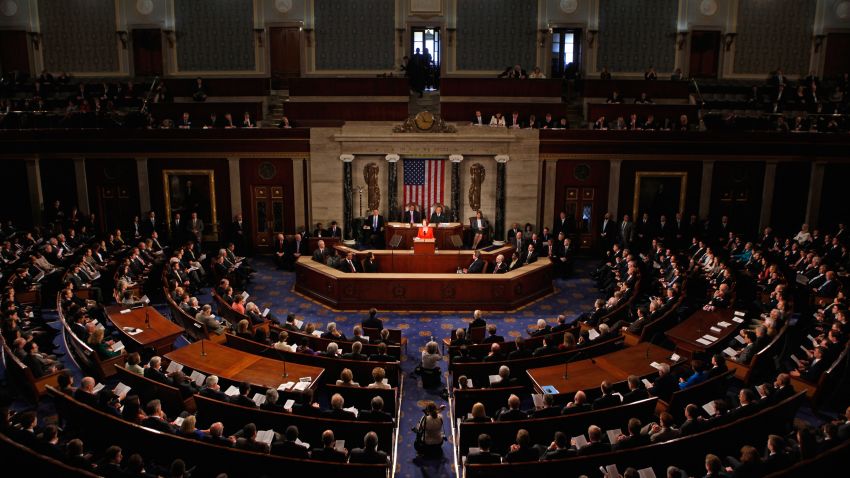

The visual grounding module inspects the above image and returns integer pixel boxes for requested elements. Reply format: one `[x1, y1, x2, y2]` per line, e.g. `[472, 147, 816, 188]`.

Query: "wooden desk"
[385, 222, 463, 250]
[333, 244, 514, 274]
[106, 305, 184, 355]
[295, 255, 553, 311]
[583, 79, 691, 99]
[527, 343, 674, 396]
[586, 103, 699, 122]
[665, 308, 739, 359]
[165, 340, 324, 391]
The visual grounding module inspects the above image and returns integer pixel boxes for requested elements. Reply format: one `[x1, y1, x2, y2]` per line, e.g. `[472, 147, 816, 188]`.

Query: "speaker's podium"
[413, 238, 436, 255]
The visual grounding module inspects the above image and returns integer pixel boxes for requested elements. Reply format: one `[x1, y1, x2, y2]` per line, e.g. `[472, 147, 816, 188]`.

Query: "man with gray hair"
[529, 318, 551, 337]
[491, 364, 514, 387]
[648, 362, 678, 402]
[200, 375, 229, 401]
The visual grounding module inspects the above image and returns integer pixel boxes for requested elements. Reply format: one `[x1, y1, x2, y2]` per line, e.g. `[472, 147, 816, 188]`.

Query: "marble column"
[136, 158, 151, 213]
[449, 154, 464, 222]
[699, 160, 714, 219]
[227, 158, 242, 230]
[495, 155, 510, 241]
[805, 161, 826, 228]
[385, 154, 400, 220]
[25, 158, 44, 226]
[607, 159, 621, 216]
[759, 161, 778, 232]
[340, 154, 354, 239]
[73, 157, 90, 215]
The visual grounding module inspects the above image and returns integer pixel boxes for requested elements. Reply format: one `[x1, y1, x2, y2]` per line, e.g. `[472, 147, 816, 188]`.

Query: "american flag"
[403, 158, 445, 214]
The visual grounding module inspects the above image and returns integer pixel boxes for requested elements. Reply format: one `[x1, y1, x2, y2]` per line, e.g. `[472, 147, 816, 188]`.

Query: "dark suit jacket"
[141, 416, 177, 434]
[466, 450, 502, 464]
[496, 408, 528, 421]
[272, 440, 310, 459]
[592, 393, 622, 410]
[430, 212, 448, 223]
[362, 317, 383, 330]
[504, 446, 539, 463]
[349, 448, 388, 464]
[359, 410, 393, 422]
[577, 441, 611, 456]
[368, 215, 385, 233]
[492, 261, 508, 274]
[648, 374, 678, 402]
[467, 259, 485, 274]
[401, 210, 421, 223]
[540, 447, 575, 460]
[612, 433, 650, 450]
[311, 447, 347, 462]
[520, 251, 538, 265]
[622, 388, 649, 404]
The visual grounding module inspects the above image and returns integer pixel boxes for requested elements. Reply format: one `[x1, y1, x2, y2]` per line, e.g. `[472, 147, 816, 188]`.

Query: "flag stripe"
[403, 158, 445, 216]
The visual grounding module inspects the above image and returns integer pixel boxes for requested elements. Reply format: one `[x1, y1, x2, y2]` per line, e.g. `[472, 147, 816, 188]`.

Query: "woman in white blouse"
[367, 367, 391, 389]
[794, 224, 812, 245]
[489, 112, 506, 127]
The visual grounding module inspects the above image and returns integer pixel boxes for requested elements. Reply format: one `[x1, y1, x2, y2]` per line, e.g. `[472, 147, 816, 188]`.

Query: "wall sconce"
[162, 29, 176, 48]
[254, 28, 265, 47]
[27, 32, 42, 50]
[813, 34, 826, 53]
[723, 32, 736, 51]
[677, 31, 689, 50]
[302, 28, 313, 47]
[116, 30, 129, 49]
[446, 27, 456, 47]
[395, 28, 405, 48]
[587, 29, 598, 48]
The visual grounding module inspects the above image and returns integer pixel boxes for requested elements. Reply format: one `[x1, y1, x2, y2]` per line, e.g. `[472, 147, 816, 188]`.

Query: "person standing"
[415, 401, 446, 459]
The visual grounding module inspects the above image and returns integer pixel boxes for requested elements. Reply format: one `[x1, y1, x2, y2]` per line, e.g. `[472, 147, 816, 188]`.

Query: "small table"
[413, 238, 436, 255]
[106, 305, 185, 355]
[665, 308, 740, 359]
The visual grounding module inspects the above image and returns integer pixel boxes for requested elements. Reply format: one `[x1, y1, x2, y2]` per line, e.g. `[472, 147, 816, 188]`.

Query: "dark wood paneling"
[162, 78, 269, 97]
[269, 27, 301, 81]
[284, 102, 408, 121]
[440, 78, 563, 97]
[582, 79, 690, 99]
[288, 78, 409, 96]
[441, 102, 567, 122]
[820, 163, 850, 231]
[0, 30, 30, 75]
[689, 31, 721, 79]
[587, 103, 698, 122]
[131, 28, 163, 77]
[823, 33, 850, 78]
[84, 158, 140, 234]
[239, 157, 296, 234]
[147, 158, 231, 237]
[553, 159, 610, 224]
[0, 160, 31, 227]
[710, 161, 765, 236]
[618, 161, 703, 220]
[39, 158, 77, 211]
[771, 161, 810, 237]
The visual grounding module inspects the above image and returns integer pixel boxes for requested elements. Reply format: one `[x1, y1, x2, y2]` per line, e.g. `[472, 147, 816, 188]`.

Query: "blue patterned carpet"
[240, 256, 599, 478]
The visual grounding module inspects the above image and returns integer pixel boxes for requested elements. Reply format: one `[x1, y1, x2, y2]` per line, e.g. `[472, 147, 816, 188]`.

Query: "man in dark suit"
[229, 382, 259, 408]
[466, 434, 502, 464]
[482, 324, 503, 343]
[619, 214, 635, 249]
[367, 209, 385, 248]
[327, 220, 342, 238]
[234, 423, 270, 453]
[575, 425, 612, 455]
[200, 375, 230, 401]
[531, 394, 563, 419]
[791, 346, 829, 382]
[339, 252, 361, 273]
[362, 308, 383, 330]
[467, 250, 485, 273]
[504, 429, 539, 463]
[492, 254, 508, 274]
[496, 395, 528, 421]
[322, 394, 357, 420]
[612, 418, 650, 450]
[533, 337, 559, 356]
[561, 391, 592, 415]
[143, 356, 172, 386]
[506, 111, 524, 129]
[312, 239, 330, 264]
[348, 432, 388, 464]
[679, 404, 705, 436]
[552, 212, 570, 238]
[311, 430, 348, 462]
[648, 363, 678, 402]
[599, 212, 617, 250]
[141, 399, 178, 434]
[622, 375, 650, 403]
[272, 425, 310, 459]
[402, 204, 421, 224]
[520, 244, 538, 265]
[283, 233, 306, 271]
[507, 223, 523, 242]
[141, 210, 158, 237]
[359, 396, 393, 422]
[471, 110, 486, 127]
[592, 381, 623, 409]
[429, 205, 448, 224]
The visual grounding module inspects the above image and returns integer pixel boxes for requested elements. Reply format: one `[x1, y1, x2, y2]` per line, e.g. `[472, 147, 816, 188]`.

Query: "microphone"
[192, 324, 206, 356]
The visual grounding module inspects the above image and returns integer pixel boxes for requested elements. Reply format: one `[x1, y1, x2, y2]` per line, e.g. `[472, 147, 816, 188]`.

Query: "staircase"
[409, 90, 440, 116]
[566, 102, 584, 129]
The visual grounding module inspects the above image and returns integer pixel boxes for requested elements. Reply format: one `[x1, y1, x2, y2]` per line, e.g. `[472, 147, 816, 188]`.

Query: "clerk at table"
[417, 218, 435, 240]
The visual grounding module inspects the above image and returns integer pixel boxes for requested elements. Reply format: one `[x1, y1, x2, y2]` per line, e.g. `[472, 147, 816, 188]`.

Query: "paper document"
[119, 309, 131, 314]
[642, 378, 653, 389]
[166, 361, 184, 374]
[252, 393, 266, 405]
[343, 407, 359, 418]
[241, 291, 249, 301]
[112, 341, 125, 352]
[335, 440, 346, 451]
[734, 335, 746, 344]
[294, 319, 304, 329]
[710, 326, 722, 333]
[488, 375, 501, 385]
[93, 383, 105, 394]
[717, 321, 731, 327]
[670, 353, 680, 362]
[262, 308, 270, 317]
[605, 429, 622, 445]
[189, 371, 206, 386]
[572, 435, 588, 449]
[283, 399, 295, 411]
[278, 382, 294, 391]
[734, 310, 746, 317]
[638, 467, 657, 478]
[293, 381, 310, 391]
[531, 394, 544, 408]
[790, 354, 801, 366]
[113, 382, 131, 397]
[702, 401, 716, 416]
[224, 385, 240, 397]
[695, 338, 711, 346]
[588, 329, 600, 340]
[722, 347, 738, 357]
[702, 334, 718, 342]
[173, 416, 184, 427]
[649, 362, 663, 370]
[295, 438, 310, 449]
[256, 430, 275, 445]
[732, 317, 745, 323]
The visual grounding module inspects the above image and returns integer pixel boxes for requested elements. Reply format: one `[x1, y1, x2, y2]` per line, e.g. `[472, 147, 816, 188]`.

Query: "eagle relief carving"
[468, 163, 485, 212]
[363, 162, 381, 211]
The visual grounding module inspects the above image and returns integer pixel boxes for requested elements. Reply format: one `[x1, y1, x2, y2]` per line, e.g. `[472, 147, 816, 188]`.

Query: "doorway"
[410, 27, 440, 66]
[132, 29, 163, 77]
[250, 185, 289, 249]
[689, 30, 721, 78]
[823, 33, 850, 79]
[269, 26, 301, 90]
[550, 28, 581, 78]
[0, 30, 30, 76]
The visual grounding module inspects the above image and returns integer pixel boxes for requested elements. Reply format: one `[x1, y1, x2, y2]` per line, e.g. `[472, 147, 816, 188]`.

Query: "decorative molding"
[136, 0, 154, 16]
[494, 154, 510, 163]
[449, 154, 464, 163]
[339, 154, 355, 162]
[275, 0, 294, 13]
[560, 0, 578, 14]
[385, 153, 400, 162]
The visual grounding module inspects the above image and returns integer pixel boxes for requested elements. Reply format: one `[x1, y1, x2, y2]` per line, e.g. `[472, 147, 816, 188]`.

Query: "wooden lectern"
[413, 238, 436, 255]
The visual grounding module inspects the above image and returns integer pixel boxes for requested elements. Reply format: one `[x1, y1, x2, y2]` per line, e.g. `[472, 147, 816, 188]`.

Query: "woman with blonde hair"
[336, 368, 360, 387]
[368, 367, 390, 389]
[465, 402, 492, 423]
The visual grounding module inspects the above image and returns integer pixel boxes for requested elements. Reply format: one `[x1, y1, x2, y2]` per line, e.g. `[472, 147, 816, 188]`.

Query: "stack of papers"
[734, 335, 746, 344]
[669, 353, 680, 362]
[638, 468, 657, 478]
[717, 321, 732, 327]
[488, 375, 501, 385]
[732, 316, 745, 324]
[93, 383, 106, 393]
[256, 430, 275, 445]
[119, 309, 132, 314]
[241, 291, 249, 301]
[293, 381, 310, 391]
[722, 347, 738, 357]
[531, 394, 544, 408]
[695, 338, 712, 346]
[710, 326, 722, 333]
[335, 440, 346, 452]
[649, 362, 663, 370]
[294, 319, 304, 329]
[702, 334, 719, 342]
[702, 400, 716, 415]
[173, 416, 185, 427]
[277, 382, 295, 391]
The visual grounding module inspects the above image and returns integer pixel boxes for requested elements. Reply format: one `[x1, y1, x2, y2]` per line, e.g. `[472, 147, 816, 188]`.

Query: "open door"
[689, 31, 721, 79]
[132, 28, 163, 77]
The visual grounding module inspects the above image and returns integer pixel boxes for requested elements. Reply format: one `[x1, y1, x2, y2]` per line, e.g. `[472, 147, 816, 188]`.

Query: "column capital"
[494, 154, 510, 164]
[385, 153, 400, 163]
[339, 154, 355, 163]
[449, 154, 464, 163]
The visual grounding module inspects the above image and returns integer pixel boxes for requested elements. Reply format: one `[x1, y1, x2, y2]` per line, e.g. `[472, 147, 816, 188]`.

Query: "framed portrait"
[633, 172, 688, 220]
[162, 169, 218, 240]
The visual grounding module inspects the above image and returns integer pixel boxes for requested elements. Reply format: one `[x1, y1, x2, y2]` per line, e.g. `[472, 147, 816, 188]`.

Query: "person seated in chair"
[430, 205, 448, 224]
[471, 210, 489, 250]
